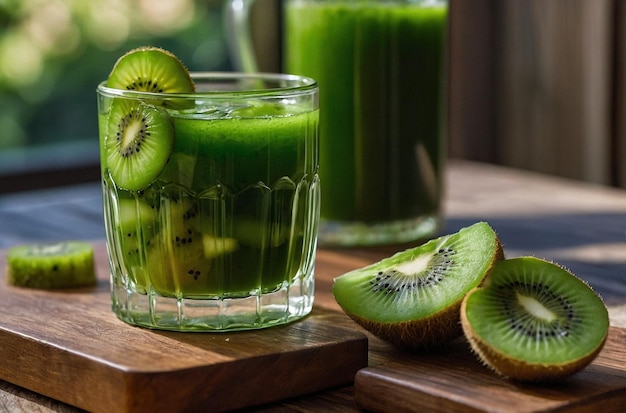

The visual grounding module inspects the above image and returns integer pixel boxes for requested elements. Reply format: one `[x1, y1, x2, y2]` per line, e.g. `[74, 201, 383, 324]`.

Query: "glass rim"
[97, 72, 318, 100]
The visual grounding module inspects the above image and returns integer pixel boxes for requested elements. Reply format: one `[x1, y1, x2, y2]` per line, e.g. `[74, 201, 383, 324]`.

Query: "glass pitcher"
[225, 0, 449, 247]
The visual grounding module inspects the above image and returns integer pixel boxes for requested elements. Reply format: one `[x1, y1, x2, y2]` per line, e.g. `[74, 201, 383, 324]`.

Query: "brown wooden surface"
[0, 245, 368, 413]
[1, 160, 626, 412]
[449, 0, 618, 186]
[354, 327, 626, 413]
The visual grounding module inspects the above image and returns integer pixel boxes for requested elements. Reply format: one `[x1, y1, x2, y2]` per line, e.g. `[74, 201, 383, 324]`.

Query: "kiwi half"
[332, 222, 504, 351]
[6, 241, 96, 289]
[460, 257, 609, 382]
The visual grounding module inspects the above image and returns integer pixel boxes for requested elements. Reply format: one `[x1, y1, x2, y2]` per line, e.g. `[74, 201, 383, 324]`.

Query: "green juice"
[101, 103, 319, 300]
[285, 1, 447, 242]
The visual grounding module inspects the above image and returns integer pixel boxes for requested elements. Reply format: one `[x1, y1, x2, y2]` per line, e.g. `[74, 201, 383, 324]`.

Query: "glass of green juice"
[226, 0, 448, 246]
[97, 73, 320, 331]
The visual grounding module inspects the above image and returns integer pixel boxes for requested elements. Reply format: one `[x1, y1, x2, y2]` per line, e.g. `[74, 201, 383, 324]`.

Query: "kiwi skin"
[460, 257, 609, 383]
[333, 223, 505, 351]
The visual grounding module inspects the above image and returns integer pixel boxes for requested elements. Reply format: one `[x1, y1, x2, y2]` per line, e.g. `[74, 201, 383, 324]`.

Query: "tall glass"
[97, 73, 320, 331]
[284, 0, 448, 246]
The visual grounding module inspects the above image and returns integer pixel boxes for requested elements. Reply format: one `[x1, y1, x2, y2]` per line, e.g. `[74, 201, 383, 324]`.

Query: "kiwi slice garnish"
[104, 47, 195, 191]
[104, 100, 174, 191]
[6, 241, 96, 289]
[332, 222, 504, 351]
[106, 46, 194, 95]
[460, 257, 609, 382]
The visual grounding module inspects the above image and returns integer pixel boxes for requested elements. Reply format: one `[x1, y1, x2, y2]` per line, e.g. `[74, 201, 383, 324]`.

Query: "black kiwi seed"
[370, 248, 456, 294]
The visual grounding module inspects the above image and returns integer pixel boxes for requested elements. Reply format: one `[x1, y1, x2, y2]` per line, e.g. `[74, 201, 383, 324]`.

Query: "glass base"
[317, 214, 441, 247]
[111, 275, 315, 332]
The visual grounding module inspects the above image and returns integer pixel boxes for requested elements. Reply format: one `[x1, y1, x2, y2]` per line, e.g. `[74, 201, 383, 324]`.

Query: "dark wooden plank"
[448, 0, 498, 162]
[354, 328, 626, 413]
[0, 244, 368, 413]
[496, 0, 613, 184]
[613, 0, 626, 188]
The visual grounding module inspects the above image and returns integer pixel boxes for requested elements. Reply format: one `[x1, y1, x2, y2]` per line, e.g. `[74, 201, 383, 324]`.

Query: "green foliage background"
[0, 0, 230, 153]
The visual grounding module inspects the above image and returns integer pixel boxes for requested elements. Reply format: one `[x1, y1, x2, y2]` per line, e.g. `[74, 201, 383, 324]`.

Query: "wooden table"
[1, 160, 625, 412]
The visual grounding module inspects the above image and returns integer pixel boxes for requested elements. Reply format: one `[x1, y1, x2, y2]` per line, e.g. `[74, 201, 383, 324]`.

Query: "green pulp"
[285, 1, 447, 223]
[100, 105, 319, 299]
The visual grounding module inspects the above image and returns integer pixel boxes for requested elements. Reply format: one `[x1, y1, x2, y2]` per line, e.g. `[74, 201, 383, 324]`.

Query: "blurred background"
[0, 0, 624, 192]
[0, 0, 236, 192]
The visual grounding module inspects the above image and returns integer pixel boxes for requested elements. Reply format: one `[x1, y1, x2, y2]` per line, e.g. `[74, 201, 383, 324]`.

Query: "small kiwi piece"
[146, 198, 239, 298]
[460, 257, 609, 383]
[105, 99, 174, 191]
[6, 241, 96, 289]
[332, 222, 504, 351]
[114, 197, 157, 291]
[106, 46, 195, 97]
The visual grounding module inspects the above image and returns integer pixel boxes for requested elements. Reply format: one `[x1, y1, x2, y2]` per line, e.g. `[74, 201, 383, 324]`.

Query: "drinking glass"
[97, 73, 320, 331]
[226, 0, 448, 246]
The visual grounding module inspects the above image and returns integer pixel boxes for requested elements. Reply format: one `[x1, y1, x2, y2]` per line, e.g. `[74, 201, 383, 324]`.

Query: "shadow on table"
[444, 213, 626, 304]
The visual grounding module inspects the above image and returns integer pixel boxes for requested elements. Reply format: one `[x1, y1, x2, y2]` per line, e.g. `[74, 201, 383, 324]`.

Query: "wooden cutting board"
[354, 327, 626, 412]
[0, 243, 368, 413]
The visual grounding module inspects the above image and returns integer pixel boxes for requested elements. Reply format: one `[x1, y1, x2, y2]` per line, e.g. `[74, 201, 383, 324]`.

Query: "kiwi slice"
[461, 257, 609, 382]
[6, 241, 96, 289]
[332, 222, 504, 351]
[106, 46, 195, 95]
[104, 47, 195, 191]
[114, 198, 157, 291]
[105, 100, 174, 191]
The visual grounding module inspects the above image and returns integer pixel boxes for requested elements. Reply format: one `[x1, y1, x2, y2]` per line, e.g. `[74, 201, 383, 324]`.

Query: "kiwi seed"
[460, 256, 609, 382]
[331, 222, 504, 351]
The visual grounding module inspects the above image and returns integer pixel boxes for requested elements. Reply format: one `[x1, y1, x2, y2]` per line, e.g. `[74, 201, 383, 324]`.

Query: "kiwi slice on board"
[6, 241, 96, 289]
[105, 99, 174, 191]
[460, 257, 609, 382]
[332, 222, 504, 351]
[106, 46, 195, 96]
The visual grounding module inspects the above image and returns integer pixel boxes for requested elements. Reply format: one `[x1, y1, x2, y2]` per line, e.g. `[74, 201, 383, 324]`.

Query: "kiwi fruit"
[332, 222, 504, 351]
[106, 46, 195, 96]
[103, 47, 195, 191]
[6, 241, 96, 289]
[113, 197, 157, 291]
[460, 256, 609, 382]
[104, 99, 174, 191]
[146, 197, 239, 298]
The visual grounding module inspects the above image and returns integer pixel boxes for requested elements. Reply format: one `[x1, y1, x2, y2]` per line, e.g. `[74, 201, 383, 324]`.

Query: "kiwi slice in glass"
[104, 47, 195, 191]
[105, 99, 174, 191]
[332, 222, 504, 351]
[461, 257, 609, 382]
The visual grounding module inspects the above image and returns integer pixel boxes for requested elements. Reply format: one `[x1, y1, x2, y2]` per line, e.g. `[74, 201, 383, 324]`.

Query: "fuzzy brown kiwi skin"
[350, 239, 505, 352]
[460, 260, 609, 383]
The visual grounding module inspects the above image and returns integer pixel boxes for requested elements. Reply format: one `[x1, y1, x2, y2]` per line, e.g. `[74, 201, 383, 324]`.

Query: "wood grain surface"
[1, 160, 626, 412]
[354, 327, 626, 413]
[0, 244, 368, 413]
